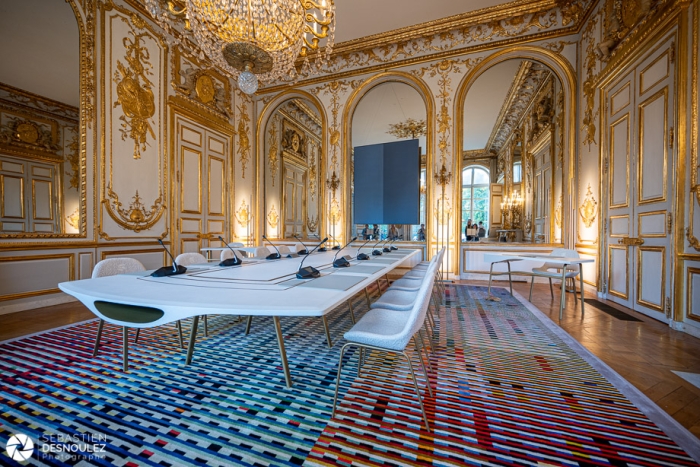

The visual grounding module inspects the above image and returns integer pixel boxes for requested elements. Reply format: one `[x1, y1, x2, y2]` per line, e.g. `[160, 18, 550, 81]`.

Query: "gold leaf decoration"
[66, 208, 80, 230]
[307, 215, 318, 233]
[236, 93, 251, 178]
[105, 188, 164, 232]
[267, 116, 279, 186]
[555, 195, 563, 228]
[267, 204, 279, 228]
[65, 132, 80, 190]
[579, 184, 598, 228]
[113, 29, 156, 160]
[235, 199, 250, 228]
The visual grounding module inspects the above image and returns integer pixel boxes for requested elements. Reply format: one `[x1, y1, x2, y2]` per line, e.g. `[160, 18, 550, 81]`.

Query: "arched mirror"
[263, 98, 323, 240]
[0, 0, 84, 237]
[462, 59, 564, 244]
[351, 82, 427, 243]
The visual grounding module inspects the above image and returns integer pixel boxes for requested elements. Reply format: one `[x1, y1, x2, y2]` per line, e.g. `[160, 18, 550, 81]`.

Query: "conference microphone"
[390, 238, 398, 251]
[151, 239, 187, 277]
[356, 239, 371, 260]
[332, 236, 357, 267]
[218, 236, 242, 267]
[296, 237, 328, 279]
[262, 235, 282, 260]
[381, 238, 393, 253]
[329, 234, 341, 250]
[312, 233, 327, 252]
[371, 238, 384, 256]
[293, 234, 309, 255]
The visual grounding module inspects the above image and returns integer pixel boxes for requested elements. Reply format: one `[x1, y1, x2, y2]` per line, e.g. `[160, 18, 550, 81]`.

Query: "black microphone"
[356, 238, 371, 260]
[262, 235, 282, 260]
[296, 237, 328, 279]
[151, 239, 187, 277]
[333, 236, 357, 267]
[293, 234, 309, 255]
[218, 236, 242, 267]
[381, 238, 392, 253]
[329, 234, 341, 250]
[390, 238, 398, 250]
[312, 233, 327, 252]
[371, 238, 384, 256]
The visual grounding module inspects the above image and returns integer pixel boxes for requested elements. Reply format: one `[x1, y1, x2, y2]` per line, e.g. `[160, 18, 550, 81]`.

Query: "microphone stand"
[296, 237, 328, 279]
[390, 238, 399, 251]
[329, 234, 341, 250]
[293, 234, 309, 255]
[356, 239, 371, 260]
[381, 238, 393, 253]
[151, 239, 187, 277]
[312, 234, 327, 252]
[371, 238, 384, 256]
[332, 236, 357, 267]
[262, 235, 282, 260]
[218, 236, 242, 266]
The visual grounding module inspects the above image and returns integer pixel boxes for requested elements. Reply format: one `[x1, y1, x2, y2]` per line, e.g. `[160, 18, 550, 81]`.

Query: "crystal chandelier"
[144, 0, 335, 94]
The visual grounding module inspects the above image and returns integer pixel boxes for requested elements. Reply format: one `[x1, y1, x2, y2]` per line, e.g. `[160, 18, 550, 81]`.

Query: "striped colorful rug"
[0, 285, 698, 466]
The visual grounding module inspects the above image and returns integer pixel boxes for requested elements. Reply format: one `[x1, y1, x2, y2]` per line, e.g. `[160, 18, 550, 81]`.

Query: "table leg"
[92, 319, 104, 357]
[273, 316, 293, 388]
[185, 316, 199, 365]
[364, 288, 371, 308]
[579, 263, 585, 314]
[506, 261, 513, 295]
[245, 316, 253, 335]
[486, 262, 500, 302]
[322, 315, 333, 348]
[559, 267, 567, 320]
[122, 327, 129, 372]
[347, 300, 356, 324]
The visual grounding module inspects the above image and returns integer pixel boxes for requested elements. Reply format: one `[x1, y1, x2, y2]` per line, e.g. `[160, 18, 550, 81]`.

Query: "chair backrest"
[277, 245, 291, 255]
[229, 242, 245, 248]
[294, 243, 307, 253]
[542, 248, 580, 271]
[92, 257, 145, 278]
[220, 249, 243, 261]
[174, 252, 208, 267]
[253, 246, 271, 258]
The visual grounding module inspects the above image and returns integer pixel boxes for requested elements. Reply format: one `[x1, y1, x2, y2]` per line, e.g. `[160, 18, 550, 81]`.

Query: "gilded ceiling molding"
[235, 92, 252, 178]
[540, 39, 577, 54]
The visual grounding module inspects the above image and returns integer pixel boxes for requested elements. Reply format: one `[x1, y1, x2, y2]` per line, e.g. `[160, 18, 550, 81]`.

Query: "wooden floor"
[2, 282, 700, 440]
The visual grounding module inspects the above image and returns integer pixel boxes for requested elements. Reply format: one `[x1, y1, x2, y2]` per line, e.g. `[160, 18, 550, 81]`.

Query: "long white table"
[484, 253, 594, 320]
[59, 249, 420, 387]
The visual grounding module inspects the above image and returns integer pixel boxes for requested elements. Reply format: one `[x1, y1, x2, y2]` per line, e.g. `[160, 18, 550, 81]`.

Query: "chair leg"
[92, 319, 105, 357]
[204, 315, 209, 337]
[549, 278, 554, 298]
[322, 315, 333, 348]
[332, 344, 351, 418]
[176, 320, 184, 349]
[135, 328, 140, 343]
[529, 276, 535, 301]
[122, 327, 129, 372]
[402, 350, 430, 431]
[185, 316, 199, 365]
[412, 338, 433, 397]
[245, 316, 253, 335]
[347, 300, 356, 324]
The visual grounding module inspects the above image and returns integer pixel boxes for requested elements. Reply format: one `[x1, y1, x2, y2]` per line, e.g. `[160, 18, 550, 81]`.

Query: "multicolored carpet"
[1, 285, 698, 466]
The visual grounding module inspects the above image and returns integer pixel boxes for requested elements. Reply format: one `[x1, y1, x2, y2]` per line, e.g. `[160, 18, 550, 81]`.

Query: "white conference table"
[200, 246, 259, 260]
[59, 249, 420, 387]
[484, 253, 594, 320]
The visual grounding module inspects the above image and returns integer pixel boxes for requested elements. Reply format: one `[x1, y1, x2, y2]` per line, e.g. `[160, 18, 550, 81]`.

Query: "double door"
[283, 160, 306, 238]
[604, 36, 675, 320]
[173, 113, 231, 255]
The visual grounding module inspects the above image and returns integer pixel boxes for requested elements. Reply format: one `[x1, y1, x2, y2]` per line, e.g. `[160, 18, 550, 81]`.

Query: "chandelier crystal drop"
[143, 0, 335, 95]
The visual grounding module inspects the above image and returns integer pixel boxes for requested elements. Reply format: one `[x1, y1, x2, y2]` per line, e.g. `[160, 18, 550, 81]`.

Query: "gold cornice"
[485, 61, 531, 152]
[328, 0, 557, 57]
[259, 27, 579, 95]
[167, 95, 235, 134]
[292, 99, 323, 128]
[0, 82, 79, 116]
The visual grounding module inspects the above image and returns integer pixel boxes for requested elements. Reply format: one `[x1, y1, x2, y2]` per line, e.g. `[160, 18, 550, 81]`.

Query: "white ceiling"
[334, 0, 513, 44]
[0, 0, 80, 107]
[352, 82, 427, 151]
[462, 60, 522, 151]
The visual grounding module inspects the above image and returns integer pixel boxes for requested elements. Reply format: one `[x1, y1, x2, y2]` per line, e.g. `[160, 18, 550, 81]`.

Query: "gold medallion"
[15, 122, 39, 144]
[195, 74, 216, 104]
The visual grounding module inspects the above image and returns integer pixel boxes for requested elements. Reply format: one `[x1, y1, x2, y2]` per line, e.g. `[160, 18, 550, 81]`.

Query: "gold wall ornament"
[309, 146, 318, 201]
[523, 213, 533, 234]
[307, 215, 318, 233]
[65, 132, 80, 190]
[581, 9, 601, 148]
[387, 118, 426, 139]
[113, 29, 157, 160]
[434, 163, 452, 187]
[326, 170, 340, 196]
[311, 80, 352, 172]
[267, 204, 279, 228]
[175, 64, 232, 118]
[235, 93, 251, 178]
[235, 199, 250, 227]
[433, 194, 452, 222]
[267, 116, 279, 186]
[555, 195, 563, 228]
[105, 187, 165, 232]
[66, 208, 80, 230]
[329, 198, 341, 224]
[556, 88, 564, 169]
[0, 116, 60, 155]
[579, 183, 598, 228]
[194, 74, 215, 103]
[541, 40, 577, 54]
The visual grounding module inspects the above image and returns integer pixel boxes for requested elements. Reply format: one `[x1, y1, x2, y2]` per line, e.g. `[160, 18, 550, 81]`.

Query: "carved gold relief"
[235, 93, 251, 178]
[105, 188, 164, 232]
[267, 204, 279, 228]
[307, 215, 318, 232]
[309, 145, 318, 201]
[267, 115, 279, 186]
[523, 214, 533, 234]
[555, 195, 563, 228]
[579, 183, 598, 228]
[0, 116, 60, 155]
[329, 198, 341, 224]
[65, 132, 80, 190]
[175, 63, 231, 118]
[235, 199, 250, 228]
[66, 208, 80, 230]
[581, 10, 601, 148]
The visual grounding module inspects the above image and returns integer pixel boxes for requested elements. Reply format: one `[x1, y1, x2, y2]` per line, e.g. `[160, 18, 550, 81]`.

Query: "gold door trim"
[637, 86, 668, 205]
[609, 113, 630, 209]
[687, 267, 700, 322]
[608, 244, 629, 299]
[609, 214, 629, 238]
[31, 179, 54, 221]
[610, 82, 631, 115]
[179, 217, 202, 234]
[180, 145, 203, 215]
[207, 154, 226, 217]
[639, 49, 670, 95]
[636, 245, 665, 312]
[637, 210, 668, 238]
[0, 175, 25, 219]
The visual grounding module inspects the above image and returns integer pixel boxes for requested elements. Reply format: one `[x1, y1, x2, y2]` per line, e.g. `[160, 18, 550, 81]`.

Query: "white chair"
[277, 245, 292, 256]
[91, 258, 184, 371]
[332, 259, 437, 431]
[252, 246, 272, 258]
[529, 248, 581, 303]
[174, 252, 208, 267]
[220, 249, 244, 262]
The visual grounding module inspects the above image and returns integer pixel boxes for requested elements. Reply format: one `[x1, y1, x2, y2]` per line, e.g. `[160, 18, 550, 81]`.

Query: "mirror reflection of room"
[462, 59, 564, 244]
[351, 82, 427, 243]
[0, 0, 82, 236]
[263, 98, 322, 241]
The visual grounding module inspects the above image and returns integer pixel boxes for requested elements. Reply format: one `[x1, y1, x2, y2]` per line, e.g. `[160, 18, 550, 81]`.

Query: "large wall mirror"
[0, 0, 84, 237]
[461, 59, 564, 244]
[351, 82, 427, 243]
[263, 98, 323, 240]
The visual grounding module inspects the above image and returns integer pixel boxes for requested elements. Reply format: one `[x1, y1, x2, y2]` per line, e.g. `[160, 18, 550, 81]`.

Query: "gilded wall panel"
[100, 3, 168, 238]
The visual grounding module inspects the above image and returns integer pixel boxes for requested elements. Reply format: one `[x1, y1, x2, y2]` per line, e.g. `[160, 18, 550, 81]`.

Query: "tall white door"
[283, 161, 306, 238]
[174, 113, 230, 255]
[604, 35, 675, 320]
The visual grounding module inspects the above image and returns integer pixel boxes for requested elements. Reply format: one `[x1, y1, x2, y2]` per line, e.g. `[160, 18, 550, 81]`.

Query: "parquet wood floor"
[1, 281, 700, 440]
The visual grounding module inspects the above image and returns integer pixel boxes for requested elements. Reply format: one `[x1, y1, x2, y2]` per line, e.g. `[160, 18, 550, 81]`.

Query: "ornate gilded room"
[1, 0, 700, 464]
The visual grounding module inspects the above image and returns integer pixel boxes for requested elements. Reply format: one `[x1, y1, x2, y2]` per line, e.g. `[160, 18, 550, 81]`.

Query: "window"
[461, 166, 489, 236]
[513, 161, 522, 183]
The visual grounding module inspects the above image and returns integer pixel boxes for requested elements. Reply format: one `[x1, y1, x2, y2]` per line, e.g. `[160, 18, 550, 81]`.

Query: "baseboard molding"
[0, 293, 78, 316]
